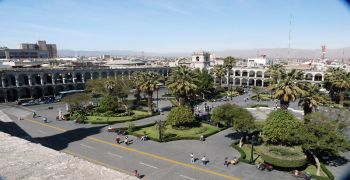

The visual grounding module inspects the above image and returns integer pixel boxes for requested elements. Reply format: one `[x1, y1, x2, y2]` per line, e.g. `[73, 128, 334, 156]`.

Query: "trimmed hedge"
[87, 112, 159, 124]
[260, 145, 307, 168]
[230, 142, 253, 164]
[249, 104, 269, 108]
[321, 163, 334, 180]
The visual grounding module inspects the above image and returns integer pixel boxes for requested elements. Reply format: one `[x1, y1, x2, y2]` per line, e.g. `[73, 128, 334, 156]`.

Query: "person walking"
[115, 136, 120, 144]
[224, 157, 229, 167]
[134, 170, 140, 179]
[190, 153, 195, 163]
[124, 136, 129, 145]
[201, 156, 207, 165]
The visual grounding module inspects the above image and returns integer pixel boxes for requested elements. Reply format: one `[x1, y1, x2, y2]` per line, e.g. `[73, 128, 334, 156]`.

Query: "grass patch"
[86, 110, 150, 124]
[133, 123, 219, 141]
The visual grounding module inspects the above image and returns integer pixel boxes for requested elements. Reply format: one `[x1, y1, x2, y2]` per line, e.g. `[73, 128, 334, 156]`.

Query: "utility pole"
[288, 14, 293, 61]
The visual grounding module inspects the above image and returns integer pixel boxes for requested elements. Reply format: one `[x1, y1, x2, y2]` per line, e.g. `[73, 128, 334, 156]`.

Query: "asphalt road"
[0, 99, 301, 180]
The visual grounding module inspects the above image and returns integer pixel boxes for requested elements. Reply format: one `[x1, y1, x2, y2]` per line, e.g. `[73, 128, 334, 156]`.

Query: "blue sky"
[0, 0, 349, 52]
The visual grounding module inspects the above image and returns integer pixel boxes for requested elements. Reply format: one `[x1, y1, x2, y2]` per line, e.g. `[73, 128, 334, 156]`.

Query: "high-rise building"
[18, 40, 57, 58]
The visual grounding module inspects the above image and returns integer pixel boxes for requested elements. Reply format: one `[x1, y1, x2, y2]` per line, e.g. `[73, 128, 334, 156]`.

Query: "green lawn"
[133, 123, 220, 141]
[240, 144, 327, 177]
[86, 110, 149, 124]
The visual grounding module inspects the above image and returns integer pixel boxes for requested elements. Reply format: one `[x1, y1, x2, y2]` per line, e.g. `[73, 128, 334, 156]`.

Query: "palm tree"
[298, 83, 327, 115]
[331, 69, 350, 106]
[212, 65, 227, 87]
[138, 72, 161, 115]
[131, 71, 144, 102]
[167, 66, 199, 107]
[265, 64, 286, 85]
[104, 79, 116, 96]
[269, 69, 306, 109]
[224, 56, 236, 100]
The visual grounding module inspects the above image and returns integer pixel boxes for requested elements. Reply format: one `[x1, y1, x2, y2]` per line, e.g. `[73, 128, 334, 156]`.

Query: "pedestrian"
[190, 153, 195, 163]
[32, 112, 36, 118]
[224, 157, 229, 167]
[134, 170, 140, 179]
[201, 156, 207, 165]
[124, 136, 129, 145]
[43, 117, 47, 123]
[115, 136, 120, 144]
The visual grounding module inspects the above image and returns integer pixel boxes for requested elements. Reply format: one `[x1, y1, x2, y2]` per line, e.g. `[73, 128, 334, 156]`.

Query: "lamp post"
[156, 83, 162, 112]
[249, 136, 259, 163]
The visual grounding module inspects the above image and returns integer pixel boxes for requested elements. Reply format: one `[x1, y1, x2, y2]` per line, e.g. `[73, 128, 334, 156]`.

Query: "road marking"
[179, 174, 196, 180]
[23, 118, 240, 180]
[37, 130, 47, 134]
[139, 162, 158, 169]
[80, 143, 94, 149]
[107, 152, 123, 158]
[62, 150, 140, 178]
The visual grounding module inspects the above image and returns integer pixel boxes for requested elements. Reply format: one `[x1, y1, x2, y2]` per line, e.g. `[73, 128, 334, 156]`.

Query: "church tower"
[191, 51, 210, 69]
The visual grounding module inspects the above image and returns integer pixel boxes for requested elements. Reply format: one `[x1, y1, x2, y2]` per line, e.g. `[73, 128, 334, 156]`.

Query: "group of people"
[115, 135, 131, 145]
[190, 153, 208, 166]
[224, 157, 239, 167]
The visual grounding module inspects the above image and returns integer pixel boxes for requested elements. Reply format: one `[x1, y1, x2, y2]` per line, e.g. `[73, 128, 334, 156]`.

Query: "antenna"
[141, 50, 144, 61]
[288, 14, 293, 60]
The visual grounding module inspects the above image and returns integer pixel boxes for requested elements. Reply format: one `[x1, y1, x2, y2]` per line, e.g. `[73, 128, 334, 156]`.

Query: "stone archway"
[6, 89, 18, 102]
[256, 79, 263, 86]
[305, 73, 313, 81]
[241, 79, 248, 86]
[75, 72, 82, 83]
[18, 87, 31, 99]
[55, 85, 64, 94]
[235, 70, 241, 76]
[32, 86, 43, 99]
[314, 74, 323, 81]
[30, 73, 41, 85]
[249, 71, 255, 78]
[92, 72, 99, 79]
[84, 72, 92, 82]
[101, 71, 108, 78]
[256, 71, 263, 78]
[18, 74, 30, 86]
[242, 70, 248, 77]
[42, 73, 53, 85]
[4, 74, 16, 87]
[44, 86, 55, 97]
[235, 78, 241, 86]
[248, 79, 255, 86]
[0, 89, 5, 102]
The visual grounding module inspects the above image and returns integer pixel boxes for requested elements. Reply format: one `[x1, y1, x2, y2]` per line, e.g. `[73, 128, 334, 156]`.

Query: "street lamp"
[156, 83, 162, 112]
[249, 135, 259, 163]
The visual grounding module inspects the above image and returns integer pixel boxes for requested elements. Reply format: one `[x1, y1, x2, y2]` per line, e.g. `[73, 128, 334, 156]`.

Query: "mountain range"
[58, 47, 350, 59]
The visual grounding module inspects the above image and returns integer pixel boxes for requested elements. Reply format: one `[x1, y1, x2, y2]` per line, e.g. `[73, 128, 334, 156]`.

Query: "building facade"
[0, 67, 171, 102]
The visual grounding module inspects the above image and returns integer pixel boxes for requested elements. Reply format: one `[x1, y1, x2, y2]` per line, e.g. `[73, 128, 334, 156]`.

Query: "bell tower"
[191, 51, 210, 69]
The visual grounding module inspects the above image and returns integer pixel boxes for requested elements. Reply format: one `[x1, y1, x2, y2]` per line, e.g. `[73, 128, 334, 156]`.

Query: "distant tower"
[321, 45, 326, 60]
[141, 51, 144, 61]
[191, 51, 210, 69]
[288, 14, 293, 60]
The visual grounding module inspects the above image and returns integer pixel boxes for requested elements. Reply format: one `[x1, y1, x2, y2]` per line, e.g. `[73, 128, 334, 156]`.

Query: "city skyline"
[0, 0, 350, 52]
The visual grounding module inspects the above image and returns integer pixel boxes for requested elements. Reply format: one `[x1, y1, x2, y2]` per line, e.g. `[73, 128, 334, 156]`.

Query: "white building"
[191, 51, 210, 69]
[247, 55, 268, 68]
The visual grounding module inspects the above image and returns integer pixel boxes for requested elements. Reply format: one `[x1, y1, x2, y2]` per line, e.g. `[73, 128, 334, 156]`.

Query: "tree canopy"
[211, 103, 255, 131]
[166, 106, 196, 127]
[263, 110, 304, 146]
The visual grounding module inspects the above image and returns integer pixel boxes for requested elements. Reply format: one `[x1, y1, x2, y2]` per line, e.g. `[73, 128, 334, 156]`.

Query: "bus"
[56, 90, 85, 100]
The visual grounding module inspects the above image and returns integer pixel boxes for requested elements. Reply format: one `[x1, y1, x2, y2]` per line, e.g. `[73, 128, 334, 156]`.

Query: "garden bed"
[86, 110, 151, 124]
[132, 123, 220, 142]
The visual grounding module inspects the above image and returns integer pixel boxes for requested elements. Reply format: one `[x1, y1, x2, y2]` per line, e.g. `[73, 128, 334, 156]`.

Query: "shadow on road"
[33, 125, 106, 151]
[224, 131, 245, 140]
[0, 121, 32, 140]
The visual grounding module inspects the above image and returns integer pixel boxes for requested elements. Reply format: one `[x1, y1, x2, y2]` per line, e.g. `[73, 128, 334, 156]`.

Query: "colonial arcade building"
[0, 67, 171, 102]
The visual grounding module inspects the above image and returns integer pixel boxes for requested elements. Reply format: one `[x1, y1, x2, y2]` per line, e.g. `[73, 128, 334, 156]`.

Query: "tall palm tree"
[212, 65, 227, 87]
[265, 64, 286, 85]
[331, 69, 350, 106]
[138, 71, 161, 114]
[167, 66, 199, 107]
[269, 69, 306, 109]
[131, 71, 144, 102]
[104, 79, 116, 96]
[224, 56, 236, 100]
[298, 83, 327, 115]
